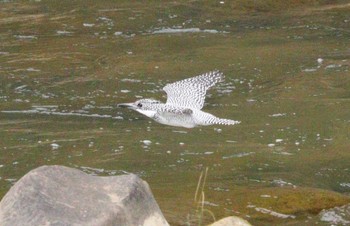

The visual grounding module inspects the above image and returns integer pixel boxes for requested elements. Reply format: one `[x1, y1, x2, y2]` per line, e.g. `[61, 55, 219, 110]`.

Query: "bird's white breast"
[136, 109, 157, 118]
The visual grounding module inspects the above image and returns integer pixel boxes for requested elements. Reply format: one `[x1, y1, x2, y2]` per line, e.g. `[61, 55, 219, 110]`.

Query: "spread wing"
[163, 70, 224, 109]
[157, 105, 193, 115]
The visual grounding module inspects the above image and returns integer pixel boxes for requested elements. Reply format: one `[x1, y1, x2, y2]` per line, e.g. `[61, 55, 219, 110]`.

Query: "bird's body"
[118, 71, 240, 128]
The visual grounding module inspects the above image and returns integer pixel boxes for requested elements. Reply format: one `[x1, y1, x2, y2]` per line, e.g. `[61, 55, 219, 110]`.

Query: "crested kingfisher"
[118, 71, 240, 128]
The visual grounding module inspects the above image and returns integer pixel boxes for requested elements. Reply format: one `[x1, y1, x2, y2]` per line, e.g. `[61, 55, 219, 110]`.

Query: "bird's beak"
[117, 103, 135, 109]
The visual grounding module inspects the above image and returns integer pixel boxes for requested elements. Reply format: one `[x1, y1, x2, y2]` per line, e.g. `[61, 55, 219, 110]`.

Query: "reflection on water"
[0, 1, 350, 225]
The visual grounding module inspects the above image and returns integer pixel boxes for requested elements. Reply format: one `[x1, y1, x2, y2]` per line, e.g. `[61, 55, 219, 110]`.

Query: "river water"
[0, 1, 349, 225]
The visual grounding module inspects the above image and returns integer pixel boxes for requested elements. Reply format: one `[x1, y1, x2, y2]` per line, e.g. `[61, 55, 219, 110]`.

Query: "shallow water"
[1, 1, 350, 225]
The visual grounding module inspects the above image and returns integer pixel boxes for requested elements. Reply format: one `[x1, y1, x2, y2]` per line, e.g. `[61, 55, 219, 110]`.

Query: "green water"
[1, 1, 350, 225]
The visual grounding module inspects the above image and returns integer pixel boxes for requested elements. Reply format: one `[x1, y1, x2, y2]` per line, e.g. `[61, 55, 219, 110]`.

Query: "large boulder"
[0, 165, 169, 226]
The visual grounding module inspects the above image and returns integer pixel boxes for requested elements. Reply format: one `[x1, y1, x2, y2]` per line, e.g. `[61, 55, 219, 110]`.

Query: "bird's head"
[117, 99, 161, 118]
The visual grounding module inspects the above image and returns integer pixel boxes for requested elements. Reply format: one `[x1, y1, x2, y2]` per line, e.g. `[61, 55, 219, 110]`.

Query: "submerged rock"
[232, 186, 350, 224]
[0, 165, 169, 226]
[245, 187, 350, 216]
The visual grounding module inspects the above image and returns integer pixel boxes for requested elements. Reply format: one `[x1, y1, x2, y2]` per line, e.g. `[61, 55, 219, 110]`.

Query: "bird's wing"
[163, 70, 224, 109]
[158, 105, 193, 115]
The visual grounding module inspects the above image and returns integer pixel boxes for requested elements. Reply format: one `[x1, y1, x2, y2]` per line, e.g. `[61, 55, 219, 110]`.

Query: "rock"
[209, 216, 252, 226]
[0, 165, 169, 226]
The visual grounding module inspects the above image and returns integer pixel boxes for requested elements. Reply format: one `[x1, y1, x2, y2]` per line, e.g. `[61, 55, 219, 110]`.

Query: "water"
[1, 1, 350, 225]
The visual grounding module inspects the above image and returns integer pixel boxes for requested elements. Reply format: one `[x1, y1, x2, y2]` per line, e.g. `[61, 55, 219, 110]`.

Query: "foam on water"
[152, 27, 228, 34]
[2, 104, 123, 120]
[222, 152, 255, 159]
[2, 109, 123, 119]
[319, 205, 350, 225]
[14, 35, 37, 39]
[247, 205, 296, 219]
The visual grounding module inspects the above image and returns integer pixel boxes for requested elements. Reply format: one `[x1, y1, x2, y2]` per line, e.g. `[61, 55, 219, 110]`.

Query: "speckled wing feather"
[155, 104, 193, 115]
[163, 70, 224, 109]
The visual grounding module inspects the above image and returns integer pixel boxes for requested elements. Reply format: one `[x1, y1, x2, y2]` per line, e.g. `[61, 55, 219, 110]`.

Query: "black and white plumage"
[118, 70, 240, 128]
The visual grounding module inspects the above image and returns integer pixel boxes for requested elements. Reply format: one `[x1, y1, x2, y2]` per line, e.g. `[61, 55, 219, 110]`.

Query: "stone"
[209, 216, 252, 226]
[0, 165, 169, 226]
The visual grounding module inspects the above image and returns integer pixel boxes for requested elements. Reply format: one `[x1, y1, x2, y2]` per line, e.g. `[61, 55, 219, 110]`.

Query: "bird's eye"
[137, 103, 142, 107]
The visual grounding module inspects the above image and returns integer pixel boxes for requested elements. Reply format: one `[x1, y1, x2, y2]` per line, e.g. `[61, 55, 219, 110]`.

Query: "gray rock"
[0, 165, 169, 226]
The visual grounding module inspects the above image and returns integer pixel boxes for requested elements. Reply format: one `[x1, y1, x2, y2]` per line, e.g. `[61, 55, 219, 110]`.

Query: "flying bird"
[118, 70, 240, 128]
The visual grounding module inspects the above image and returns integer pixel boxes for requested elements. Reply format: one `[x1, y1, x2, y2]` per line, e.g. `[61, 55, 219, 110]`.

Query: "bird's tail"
[213, 117, 240, 126]
[195, 111, 240, 126]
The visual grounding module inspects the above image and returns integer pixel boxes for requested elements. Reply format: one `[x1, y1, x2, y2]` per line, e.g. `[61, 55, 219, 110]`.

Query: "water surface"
[1, 1, 350, 225]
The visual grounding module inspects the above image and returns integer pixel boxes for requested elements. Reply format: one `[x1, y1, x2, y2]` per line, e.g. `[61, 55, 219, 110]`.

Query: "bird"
[118, 70, 240, 128]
